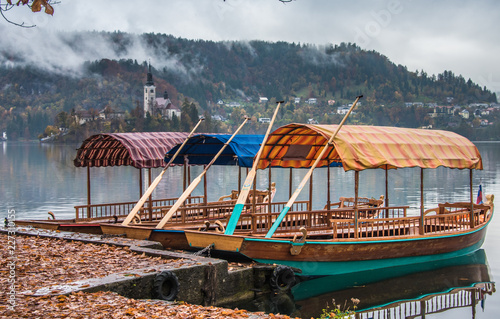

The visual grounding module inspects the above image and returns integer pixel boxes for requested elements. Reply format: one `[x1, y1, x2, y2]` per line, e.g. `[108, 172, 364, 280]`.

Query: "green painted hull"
[240, 224, 489, 276]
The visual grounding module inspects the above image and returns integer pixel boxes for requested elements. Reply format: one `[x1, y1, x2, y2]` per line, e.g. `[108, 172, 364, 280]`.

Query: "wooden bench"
[218, 182, 276, 204]
[325, 195, 384, 210]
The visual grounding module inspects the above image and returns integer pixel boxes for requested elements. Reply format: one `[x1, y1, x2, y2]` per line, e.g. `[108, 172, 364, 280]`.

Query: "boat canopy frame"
[165, 134, 264, 168]
[257, 123, 483, 171]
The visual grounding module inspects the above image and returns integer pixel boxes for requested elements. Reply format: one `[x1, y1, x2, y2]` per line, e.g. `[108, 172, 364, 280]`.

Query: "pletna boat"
[184, 123, 494, 276]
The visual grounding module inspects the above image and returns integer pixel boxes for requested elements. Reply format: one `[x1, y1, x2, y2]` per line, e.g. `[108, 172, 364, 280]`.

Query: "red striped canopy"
[74, 132, 189, 169]
[257, 124, 483, 171]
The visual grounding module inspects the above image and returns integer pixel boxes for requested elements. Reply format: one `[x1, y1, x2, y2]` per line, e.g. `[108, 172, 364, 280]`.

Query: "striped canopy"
[257, 124, 483, 171]
[74, 132, 189, 169]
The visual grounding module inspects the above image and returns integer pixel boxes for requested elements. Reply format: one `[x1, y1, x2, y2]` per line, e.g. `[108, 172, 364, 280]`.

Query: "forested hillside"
[0, 31, 498, 141]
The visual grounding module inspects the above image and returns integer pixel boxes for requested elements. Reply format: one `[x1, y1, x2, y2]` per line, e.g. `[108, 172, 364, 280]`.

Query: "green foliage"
[318, 298, 360, 319]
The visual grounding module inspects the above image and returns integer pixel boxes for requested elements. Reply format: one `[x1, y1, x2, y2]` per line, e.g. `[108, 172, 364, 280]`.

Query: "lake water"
[1, 141, 499, 318]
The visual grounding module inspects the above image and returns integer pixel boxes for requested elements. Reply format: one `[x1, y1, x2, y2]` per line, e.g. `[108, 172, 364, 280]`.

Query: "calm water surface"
[1, 141, 499, 318]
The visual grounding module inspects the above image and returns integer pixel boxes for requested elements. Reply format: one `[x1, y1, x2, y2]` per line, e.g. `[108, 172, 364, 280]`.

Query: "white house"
[337, 106, 350, 115]
[306, 98, 317, 104]
[459, 109, 469, 119]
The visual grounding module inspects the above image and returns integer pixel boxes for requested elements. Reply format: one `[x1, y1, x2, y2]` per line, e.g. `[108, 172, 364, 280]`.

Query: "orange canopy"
[257, 124, 483, 171]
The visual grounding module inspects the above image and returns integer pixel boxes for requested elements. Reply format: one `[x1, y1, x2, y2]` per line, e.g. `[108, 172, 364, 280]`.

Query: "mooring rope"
[193, 243, 214, 258]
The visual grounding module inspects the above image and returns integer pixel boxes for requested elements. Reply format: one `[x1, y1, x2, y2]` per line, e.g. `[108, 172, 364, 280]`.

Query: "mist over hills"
[0, 30, 498, 140]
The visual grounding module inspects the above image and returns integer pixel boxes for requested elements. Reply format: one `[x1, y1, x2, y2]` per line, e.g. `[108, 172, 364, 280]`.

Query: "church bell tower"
[144, 63, 156, 117]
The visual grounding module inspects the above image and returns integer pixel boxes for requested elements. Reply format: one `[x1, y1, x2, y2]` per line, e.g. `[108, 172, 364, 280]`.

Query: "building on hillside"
[99, 106, 125, 120]
[430, 105, 455, 118]
[144, 63, 181, 120]
[405, 102, 424, 107]
[74, 110, 96, 125]
[337, 106, 350, 114]
[259, 97, 268, 103]
[459, 109, 469, 119]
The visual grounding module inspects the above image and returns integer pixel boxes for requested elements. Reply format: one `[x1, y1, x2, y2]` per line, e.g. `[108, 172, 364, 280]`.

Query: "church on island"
[144, 64, 181, 120]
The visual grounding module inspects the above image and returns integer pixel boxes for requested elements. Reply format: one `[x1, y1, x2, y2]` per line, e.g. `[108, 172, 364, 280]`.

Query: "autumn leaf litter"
[0, 234, 295, 318]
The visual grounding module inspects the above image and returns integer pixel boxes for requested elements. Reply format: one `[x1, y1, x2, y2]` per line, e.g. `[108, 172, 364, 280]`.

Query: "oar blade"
[225, 101, 283, 235]
[122, 170, 165, 225]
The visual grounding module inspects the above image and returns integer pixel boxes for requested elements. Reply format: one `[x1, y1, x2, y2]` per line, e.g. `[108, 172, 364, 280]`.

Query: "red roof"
[74, 132, 189, 169]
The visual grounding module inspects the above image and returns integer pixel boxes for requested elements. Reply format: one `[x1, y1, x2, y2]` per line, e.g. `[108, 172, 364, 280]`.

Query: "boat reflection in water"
[239, 249, 495, 318]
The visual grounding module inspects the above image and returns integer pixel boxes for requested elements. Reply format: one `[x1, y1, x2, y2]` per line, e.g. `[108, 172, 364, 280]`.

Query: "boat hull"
[185, 225, 489, 276]
[15, 220, 103, 234]
[99, 224, 152, 240]
[149, 229, 192, 250]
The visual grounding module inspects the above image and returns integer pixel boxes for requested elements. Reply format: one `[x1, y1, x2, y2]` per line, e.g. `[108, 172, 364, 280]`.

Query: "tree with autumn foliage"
[1, 0, 54, 27]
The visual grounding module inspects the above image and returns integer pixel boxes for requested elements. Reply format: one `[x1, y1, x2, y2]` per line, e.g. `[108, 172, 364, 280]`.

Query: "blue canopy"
[165, 134, 264, 168]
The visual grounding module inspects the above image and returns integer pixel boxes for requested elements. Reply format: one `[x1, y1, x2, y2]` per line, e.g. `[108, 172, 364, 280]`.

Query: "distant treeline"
[0, 31, 498, 141]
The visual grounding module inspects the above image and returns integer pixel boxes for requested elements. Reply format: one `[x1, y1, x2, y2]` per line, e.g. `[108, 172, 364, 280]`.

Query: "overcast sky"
[2, 0, 499, 95]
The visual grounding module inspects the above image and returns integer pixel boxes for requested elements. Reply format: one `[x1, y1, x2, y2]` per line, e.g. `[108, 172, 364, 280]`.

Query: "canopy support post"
[385, 166, 389, 218]
[148, 168, 153, 221]
[252, 174, 257, 215]
[139, 168, 143, 198]
[268, 167, 272, 214]
[289, 168, 293, 198]
[87, 166, 91, 219]
[309, 172, 313, 211]
[354, 171, 359, 239]
[204, 164, 208, 217]
[188, 165, 192, 204]
[238, 166, 242, 193]
[183, 157, 187, 191]
[327, 164, 331, 211]
[420, 168, 425, 235]
[470, 169, 475, 228]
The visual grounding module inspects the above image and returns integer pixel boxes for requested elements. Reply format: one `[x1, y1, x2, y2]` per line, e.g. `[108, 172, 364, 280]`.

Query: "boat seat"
[218, 182, 276, 205]
[324, 195, 384, 210]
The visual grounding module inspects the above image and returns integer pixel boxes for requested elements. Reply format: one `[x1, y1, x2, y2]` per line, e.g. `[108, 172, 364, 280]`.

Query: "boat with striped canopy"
[184, 123, 494, 276]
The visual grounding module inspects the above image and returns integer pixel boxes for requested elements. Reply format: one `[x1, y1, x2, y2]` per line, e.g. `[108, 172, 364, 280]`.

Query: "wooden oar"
[225, 101, 283, 235]
[155, 116, 250, 229]
[265, 95, 363, 238]
[122, 118, 204, 226]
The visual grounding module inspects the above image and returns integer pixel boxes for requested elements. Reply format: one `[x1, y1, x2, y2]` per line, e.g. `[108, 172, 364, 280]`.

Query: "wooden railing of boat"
[220, 201, 493, 239]
[164, 200, 310, 227]
[74, 196, 204, 222]
[75, 187, 279, 225]
[331, 202, 492, 239]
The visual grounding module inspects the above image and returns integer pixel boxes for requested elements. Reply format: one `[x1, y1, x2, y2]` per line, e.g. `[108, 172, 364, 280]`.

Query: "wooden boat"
[101, 185, 278, 247]
[100, 120, 280, 246]
[184, 123, 495, 276]
[17, 129, 268, 237]
[15, 130, 198, 233]
[15, 217, 103, 234]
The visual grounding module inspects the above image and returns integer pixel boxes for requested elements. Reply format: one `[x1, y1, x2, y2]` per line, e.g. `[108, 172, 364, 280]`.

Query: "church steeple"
[146, 62, 154, 86]
[144, 62, 156, 118]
